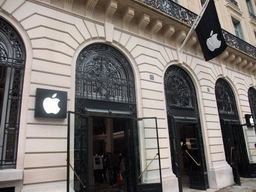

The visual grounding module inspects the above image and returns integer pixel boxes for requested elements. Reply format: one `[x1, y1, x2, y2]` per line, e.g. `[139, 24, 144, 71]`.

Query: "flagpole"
[179, 0, 211, 53]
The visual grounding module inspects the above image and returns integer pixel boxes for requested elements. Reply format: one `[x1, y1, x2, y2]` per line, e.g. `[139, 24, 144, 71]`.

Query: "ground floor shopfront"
[0, 1, 256, 192]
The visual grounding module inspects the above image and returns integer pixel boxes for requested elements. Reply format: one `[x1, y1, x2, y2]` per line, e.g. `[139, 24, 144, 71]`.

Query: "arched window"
[248, 87, 256, 122]
[164, 65, 197, 116]
[75, 43, 136, 114]
[215, 78, 238, 117]
[0, 18, 26, 168]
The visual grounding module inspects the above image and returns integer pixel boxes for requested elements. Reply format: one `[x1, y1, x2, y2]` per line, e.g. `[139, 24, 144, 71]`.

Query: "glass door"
[67, 111, 88, 192]
[220, 120, 241, 185]
[185, 123, 208, 190]
[167, 116, 182, 192]
[168, 116, 208, 191]
[132, 117, 163, 192]
[67, 115, 162, 192]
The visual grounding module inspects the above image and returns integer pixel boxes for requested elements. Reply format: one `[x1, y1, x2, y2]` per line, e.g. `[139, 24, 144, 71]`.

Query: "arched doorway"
[215, 79, 248, 184]
[246, 87, 256, 177]
[164, 65, 208, 191]
[0, 18, 26, 169]
[72, 43, 137, 192]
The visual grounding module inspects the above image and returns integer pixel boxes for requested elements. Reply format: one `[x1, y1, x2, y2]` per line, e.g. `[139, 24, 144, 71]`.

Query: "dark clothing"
[107, 154, 115, 186]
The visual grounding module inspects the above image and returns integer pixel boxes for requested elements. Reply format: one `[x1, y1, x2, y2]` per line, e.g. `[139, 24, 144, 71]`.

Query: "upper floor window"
[232, 18, 244, 39]
[246, 0, 255, 15]
[229, 0, 238, 7]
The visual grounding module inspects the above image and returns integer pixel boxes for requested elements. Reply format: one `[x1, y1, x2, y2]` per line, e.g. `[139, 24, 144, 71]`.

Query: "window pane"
[232, 20, 244, 39]
[247, 0, 255, 15]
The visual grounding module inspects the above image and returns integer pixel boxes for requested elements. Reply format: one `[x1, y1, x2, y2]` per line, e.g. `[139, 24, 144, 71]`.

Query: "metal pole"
[67, 111, 71, 192]
[138, 153, 158, 180]
[179, 0, 211, 53]
[155, 117, 163, 191]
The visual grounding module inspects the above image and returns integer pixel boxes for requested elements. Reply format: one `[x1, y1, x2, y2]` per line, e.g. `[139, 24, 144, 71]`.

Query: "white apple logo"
[206, 30, 221, 52]
[43, 93, 61, 114]
[250, 116, 254, 126]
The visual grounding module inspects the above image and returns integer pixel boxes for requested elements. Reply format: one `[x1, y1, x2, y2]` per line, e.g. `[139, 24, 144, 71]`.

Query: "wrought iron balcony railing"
[137, 0, 256, 59]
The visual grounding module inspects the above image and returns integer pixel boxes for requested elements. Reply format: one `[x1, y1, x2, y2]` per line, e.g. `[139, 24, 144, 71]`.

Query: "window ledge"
[226, 0, 243, 17]
[0, 169, 23, 182]
[249, 16, 256, 28]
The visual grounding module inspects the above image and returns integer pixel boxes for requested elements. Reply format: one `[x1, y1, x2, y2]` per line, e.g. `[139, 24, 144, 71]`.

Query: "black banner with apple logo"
[35, 88, 67, 118]
[195, 0, 227, 61]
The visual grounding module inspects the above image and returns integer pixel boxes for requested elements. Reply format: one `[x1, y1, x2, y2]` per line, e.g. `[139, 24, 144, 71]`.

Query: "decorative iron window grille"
[215, 79, 238, 116]
[164, 66, 196, 111]
[248, 87, 256, 123]
[75, 44, 136, 113]
[0, 18, 26, 168]
[137, 0, 256, 59]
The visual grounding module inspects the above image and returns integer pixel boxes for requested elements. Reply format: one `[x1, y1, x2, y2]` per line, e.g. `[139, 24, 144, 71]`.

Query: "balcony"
[137, 0, 256, 59]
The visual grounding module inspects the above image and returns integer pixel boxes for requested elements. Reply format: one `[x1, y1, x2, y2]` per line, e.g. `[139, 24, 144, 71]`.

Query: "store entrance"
[168, 116, 208, 192]
[67, 112, 163, 192]
[176, 122, 202, 189]
[89, 117, 127, 192]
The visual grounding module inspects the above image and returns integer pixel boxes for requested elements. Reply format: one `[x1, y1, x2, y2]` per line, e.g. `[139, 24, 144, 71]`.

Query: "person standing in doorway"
[106, 152, 114, 187]
[119, 155, 126, 192]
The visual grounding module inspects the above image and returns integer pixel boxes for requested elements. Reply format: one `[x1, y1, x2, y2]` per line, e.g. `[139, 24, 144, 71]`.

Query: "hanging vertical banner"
[195, 0, 227, 61]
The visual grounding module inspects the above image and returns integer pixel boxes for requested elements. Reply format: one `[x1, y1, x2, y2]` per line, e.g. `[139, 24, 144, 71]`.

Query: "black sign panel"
[245, 114, 255, 127]
[35, 88, 67, 118]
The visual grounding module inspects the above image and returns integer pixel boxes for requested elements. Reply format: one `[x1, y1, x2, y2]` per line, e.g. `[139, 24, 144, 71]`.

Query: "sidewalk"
[184, 178, 256, 192]
[214, 177, 256, 192]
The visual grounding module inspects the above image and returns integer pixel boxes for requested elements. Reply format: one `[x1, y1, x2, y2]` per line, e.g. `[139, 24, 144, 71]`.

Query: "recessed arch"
[0, 17, 26, 168]
[164, 65, 198, 116]
[164, 65, 209, 191]
[215, 78, 239, 120]
[75, 43, 136, 114]
[214, 78, 247, 184]
[72, 42, 141, 191]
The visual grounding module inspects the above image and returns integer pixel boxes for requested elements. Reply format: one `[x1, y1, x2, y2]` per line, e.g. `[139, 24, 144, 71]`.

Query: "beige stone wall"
[0, 0, 256, 191]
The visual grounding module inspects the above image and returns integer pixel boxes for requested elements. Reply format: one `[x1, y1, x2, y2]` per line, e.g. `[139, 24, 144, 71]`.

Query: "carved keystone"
[123, 7, 135, 30]
[251, 63, 256, 74]
[219, 50, 229, 61]
[163, 25, 175, 43]
[186, 35, 197, 48]
[226, 53, 235, 65]
[176, 30, 186, 45]
[231, 56, 242, 68]
[105, 0, 118, 23]
[150, 19, 163, 40]
[138, 14, 150, 35]
[85, 0, 98, 18]
[238, 59, 247, 70]
[64, 0, 73, 10]
[245, 61, 253, 71]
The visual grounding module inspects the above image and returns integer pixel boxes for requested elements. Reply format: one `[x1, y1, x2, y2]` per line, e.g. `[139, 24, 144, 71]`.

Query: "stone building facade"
[0, 0, 256, 192]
